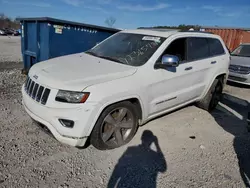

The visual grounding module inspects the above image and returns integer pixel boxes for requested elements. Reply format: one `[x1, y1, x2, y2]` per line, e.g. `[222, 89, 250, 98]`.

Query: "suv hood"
[29, 53, 137, 91]
[230, 56, 250, 67]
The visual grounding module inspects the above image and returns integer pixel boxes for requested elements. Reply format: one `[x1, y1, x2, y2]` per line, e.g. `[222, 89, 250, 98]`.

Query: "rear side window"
[208, 38, 225, 56]
[187, 37, 209, 61]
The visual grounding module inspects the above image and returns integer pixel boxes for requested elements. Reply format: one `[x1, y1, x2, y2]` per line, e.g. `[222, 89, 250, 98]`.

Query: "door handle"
[211, 61, 217, 64]
[185, 66, 193, 71]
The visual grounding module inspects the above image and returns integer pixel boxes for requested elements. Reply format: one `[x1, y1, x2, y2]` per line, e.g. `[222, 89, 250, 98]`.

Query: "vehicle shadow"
[211, 93, 250, 187]
[107, 130, 167, 188]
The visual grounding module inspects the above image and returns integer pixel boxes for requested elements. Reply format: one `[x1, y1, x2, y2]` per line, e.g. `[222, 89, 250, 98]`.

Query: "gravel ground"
[0, 37, 250, 188]
[0, 36, 22, 63]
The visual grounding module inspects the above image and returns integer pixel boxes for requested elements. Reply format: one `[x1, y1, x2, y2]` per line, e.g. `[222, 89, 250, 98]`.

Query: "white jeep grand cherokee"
[22, 29, 230, 150]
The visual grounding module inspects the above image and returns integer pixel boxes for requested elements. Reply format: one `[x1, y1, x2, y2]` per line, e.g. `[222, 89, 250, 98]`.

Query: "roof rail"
[138, 28, 180, 32]
[179, 30, 213, 34]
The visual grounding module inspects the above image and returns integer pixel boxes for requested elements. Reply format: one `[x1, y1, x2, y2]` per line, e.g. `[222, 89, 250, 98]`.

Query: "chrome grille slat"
[28, 81, 34, 95]
[24, 76, 50, 105]
[36, 86, 44, 102]
[41, 88, 50, 105]
[32, 83, 39, 99]
[29, 81, 35, 96]
[24, 77, 29, 88]
[26, 78, 32, 92]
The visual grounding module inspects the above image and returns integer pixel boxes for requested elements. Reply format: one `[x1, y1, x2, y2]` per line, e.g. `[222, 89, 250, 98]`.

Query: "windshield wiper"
[85, 51, 99, 57]
[98, 55, 125, 64]
[85, 52, 126, 64]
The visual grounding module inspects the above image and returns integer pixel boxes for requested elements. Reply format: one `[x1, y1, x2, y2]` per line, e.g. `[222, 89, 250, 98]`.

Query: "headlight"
[55, 90, 90, 103]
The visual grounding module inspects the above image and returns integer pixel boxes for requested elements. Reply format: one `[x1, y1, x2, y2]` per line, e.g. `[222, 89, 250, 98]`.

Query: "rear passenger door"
[177, 37, 212, 102]
[207, 38, 228, 82]
[180, 37, 227, 102]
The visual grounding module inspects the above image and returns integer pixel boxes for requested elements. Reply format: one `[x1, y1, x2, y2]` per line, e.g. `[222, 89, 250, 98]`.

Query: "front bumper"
[22, 85, 100, 147]
[228, 71, 250, 85]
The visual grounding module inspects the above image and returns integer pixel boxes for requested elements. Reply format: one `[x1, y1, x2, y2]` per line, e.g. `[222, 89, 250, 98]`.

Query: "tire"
[247, 126, 250, 133]
[247, 112, 250, 132]
[196, 78, 223, 112]
[90, 101, 139, 150]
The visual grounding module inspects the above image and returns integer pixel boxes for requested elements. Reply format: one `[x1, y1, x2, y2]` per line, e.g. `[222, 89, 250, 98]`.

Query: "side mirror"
[155, 55, 180, 69]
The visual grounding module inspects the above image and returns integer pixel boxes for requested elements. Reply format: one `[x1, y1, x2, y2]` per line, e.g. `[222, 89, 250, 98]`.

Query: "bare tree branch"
[0, 13, 20, 29]
[105, 17, 116, 28]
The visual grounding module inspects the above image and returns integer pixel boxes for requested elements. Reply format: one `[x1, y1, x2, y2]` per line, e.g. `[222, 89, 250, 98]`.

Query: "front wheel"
[197, 78, 223, 112]
[90, 101, 139, 150]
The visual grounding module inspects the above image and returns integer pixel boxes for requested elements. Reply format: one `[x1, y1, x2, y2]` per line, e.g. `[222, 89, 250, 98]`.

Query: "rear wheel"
[247, 126, 250, 133]
[90, 101, 139, 150]
[197, 78, 223, 112]
[247, 112, 250, 132]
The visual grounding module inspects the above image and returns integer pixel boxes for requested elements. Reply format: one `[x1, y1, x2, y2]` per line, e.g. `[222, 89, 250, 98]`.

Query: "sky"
[1, 0, 250, 29]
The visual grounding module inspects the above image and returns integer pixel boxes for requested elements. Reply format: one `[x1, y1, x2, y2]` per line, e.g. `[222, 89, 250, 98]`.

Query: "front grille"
[24, 76, 51, 105]
[229, 65, 250, 75]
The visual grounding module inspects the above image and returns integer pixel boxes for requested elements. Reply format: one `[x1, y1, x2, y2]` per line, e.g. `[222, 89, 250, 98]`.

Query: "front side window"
[162, 38, 187, 62]
[187, 37, 209, 61]
[231, 45, 250, 57]
[86, 33, 166, 66]
[208, 38, 225, 56]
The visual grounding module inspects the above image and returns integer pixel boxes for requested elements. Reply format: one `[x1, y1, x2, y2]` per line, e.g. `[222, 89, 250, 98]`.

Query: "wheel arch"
[86, 95, 145, 136]
[201, 72, 227, 99]
[215, 73, 227, 86]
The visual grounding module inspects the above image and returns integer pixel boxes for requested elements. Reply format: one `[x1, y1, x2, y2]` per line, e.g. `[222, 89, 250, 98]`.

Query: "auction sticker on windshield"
[142, 36, 161, 43]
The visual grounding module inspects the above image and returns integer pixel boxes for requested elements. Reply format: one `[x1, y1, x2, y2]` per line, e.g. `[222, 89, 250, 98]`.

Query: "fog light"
[59, 119, 74, 128]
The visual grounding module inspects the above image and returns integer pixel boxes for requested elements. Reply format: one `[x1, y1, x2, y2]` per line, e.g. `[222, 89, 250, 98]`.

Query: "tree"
[105, 17, 116, 28]
[138, 24, 201, 31]
[0, 13, 20, 29]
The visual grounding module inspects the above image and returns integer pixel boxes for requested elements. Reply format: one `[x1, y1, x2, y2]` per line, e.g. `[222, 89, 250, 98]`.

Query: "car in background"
[2, 28, 20, 36]
[228, 43, 250, 85]
[17, 29, 22, 35]
[11, 29, 21, 36]
[0, 29, 7, 36]
[2, 28, 13, 35]
[12, 29, 20, 36]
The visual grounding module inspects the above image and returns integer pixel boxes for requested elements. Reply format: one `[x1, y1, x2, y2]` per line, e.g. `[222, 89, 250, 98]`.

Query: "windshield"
[231, 45, 250, 57]
[85, 33, 166, 66]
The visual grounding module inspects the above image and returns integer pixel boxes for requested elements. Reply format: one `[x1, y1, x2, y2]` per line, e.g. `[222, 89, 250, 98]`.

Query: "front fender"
[85, 94, 145, 136]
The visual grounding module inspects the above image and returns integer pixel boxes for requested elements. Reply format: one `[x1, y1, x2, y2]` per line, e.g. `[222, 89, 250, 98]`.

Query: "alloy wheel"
[101, 107, 135, 147]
